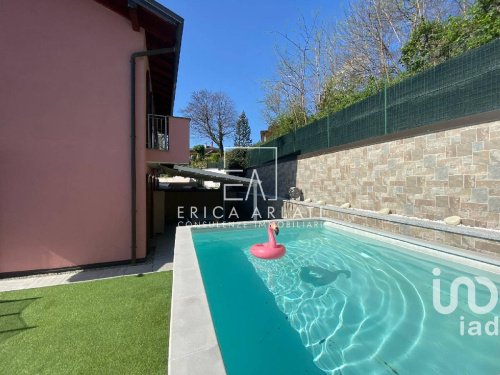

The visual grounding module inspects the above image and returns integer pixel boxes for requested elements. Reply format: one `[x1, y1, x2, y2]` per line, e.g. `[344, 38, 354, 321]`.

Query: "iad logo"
[432, 267, 498, 336]
[432, 268, 498, 314]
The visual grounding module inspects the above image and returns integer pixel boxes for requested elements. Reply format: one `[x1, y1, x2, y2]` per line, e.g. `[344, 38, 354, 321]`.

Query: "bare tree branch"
[182, 90, 236, 155]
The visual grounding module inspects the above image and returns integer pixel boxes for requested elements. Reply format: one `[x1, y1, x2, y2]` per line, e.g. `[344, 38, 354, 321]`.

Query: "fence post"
[384, 80, 388, 135]
[327, 115, 330, 148]
[294, 127, 296, 152]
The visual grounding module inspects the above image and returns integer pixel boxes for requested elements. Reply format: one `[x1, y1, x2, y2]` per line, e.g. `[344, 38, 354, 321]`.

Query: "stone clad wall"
[253, 120, 500, 229]
[281, 201, 500, 256]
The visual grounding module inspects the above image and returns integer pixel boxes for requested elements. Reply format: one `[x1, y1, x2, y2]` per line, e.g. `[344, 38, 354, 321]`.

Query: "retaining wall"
[253, 120, 500, 230]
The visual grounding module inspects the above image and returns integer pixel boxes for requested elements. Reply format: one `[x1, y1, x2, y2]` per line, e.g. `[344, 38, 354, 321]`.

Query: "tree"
[260, 0, 492, 141]
[400, 20, 450, 73]
[401, 0, 500, 73]
[317, 76, 384, 119]
[337, 0, 464, 83]
[182, 90, 237, 156]
[234, 112, 252, 146]
[190, 144, 207, 168]
[261, 15, 337, 137]
[192, 144, 206, 160]
[227, 112, 252, 170]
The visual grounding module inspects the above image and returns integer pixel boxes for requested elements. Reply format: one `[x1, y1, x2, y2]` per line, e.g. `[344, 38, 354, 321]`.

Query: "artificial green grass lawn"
[0, 271, 172, 375]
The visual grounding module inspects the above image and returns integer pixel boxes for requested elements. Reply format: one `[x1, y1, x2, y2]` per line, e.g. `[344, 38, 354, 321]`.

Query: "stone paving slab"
[168, 226, 225, 375]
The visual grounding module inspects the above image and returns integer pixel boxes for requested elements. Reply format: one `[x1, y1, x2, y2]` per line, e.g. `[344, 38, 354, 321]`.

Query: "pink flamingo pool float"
[250, 222, 286, 259]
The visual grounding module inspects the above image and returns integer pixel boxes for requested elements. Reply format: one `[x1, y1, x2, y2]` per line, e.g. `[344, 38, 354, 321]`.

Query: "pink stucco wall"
[146, 117, 190, 164]
[0, 0, 149, 273]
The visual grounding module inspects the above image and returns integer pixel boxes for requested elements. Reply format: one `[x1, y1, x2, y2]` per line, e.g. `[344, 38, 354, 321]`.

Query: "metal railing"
[147, 114, 169, 150]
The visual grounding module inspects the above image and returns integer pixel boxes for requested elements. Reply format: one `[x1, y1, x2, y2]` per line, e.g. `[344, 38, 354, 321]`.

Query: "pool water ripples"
[193, 224, 500, 375]
[243, 227, 499, 374]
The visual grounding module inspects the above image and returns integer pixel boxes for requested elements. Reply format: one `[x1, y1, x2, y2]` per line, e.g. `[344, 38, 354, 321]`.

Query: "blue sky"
[161, 0, 348, 146]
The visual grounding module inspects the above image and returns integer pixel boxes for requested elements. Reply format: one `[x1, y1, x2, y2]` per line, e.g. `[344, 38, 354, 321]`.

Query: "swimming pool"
[191, 220, 500, 374]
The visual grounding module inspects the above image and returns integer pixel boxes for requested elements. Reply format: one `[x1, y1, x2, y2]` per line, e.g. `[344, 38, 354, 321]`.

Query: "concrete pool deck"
[168, 218, 500, 375]
[168, 226, 225, 375]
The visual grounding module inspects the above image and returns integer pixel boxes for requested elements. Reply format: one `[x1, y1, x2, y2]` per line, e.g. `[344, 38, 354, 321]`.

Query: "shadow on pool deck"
[67, 224, 176, 282]
[0, 226, 177, 292]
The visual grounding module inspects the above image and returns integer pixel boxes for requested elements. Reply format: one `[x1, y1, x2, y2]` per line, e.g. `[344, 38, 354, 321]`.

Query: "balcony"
[146, 115, 190, 164]
[147, 114, 169, 150]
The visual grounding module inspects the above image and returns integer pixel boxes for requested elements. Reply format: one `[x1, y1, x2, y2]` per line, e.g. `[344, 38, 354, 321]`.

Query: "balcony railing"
[147, 114, 168, 150]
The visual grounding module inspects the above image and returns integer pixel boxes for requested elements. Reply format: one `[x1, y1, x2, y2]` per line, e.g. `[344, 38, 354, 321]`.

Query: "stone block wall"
[253, 120, 500, 229]
[281, 201, 500, 257]
[282, 201, 500, 257]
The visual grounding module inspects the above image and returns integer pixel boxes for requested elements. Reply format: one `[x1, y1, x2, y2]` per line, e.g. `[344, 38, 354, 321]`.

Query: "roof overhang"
[94, 0, 183, 115]
[158, 165, 256, 185]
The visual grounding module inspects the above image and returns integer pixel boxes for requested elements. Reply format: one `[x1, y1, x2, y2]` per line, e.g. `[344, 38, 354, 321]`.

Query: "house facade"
[0, 0, 189, 275]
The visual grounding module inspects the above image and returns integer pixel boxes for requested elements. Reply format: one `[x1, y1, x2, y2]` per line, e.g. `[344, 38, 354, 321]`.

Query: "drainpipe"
[130, 47, 176, 264]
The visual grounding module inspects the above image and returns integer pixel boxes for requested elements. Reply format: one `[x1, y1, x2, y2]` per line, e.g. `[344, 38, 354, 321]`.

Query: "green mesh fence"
[248, 39, 500, 167]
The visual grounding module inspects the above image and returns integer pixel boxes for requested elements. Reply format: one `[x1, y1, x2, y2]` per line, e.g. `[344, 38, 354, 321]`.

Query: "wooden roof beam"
[150, 64, 173, 78]
[138, 8, 176, 42]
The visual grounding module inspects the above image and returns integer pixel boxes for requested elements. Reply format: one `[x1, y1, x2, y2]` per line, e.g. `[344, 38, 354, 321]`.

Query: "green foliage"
[207, 153, 221, 163]
[234, 112, 252, 146]
[205, 153, 224, 169]
[190, 159, 207, 168]
[227, 113, 251, 169]
[263, 0, 498, 142]
[316, 77, 385, 119]
[192, 144, 206, 160]
[189, 144, 207, 168]
[265, 105, 310, 141]
[267, 113, 299, 140]
[189, 145, 224, 168]
[401, 0, 500, 73]
[468, 0, 500, 46]
[225, 149, 248, 170]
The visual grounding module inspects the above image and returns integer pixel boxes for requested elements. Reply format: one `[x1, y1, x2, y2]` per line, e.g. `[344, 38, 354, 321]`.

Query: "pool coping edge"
[168, 226, 226, 375]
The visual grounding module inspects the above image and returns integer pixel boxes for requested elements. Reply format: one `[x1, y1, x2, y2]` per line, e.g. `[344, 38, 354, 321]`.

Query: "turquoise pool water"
[192, 221, 500, 374]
